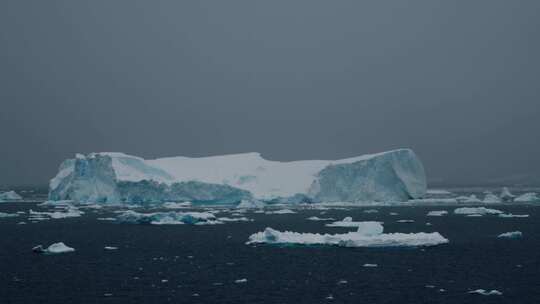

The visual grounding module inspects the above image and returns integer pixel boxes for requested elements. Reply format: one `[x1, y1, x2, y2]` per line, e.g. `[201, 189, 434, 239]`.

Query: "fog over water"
[1, 1, 539, 186]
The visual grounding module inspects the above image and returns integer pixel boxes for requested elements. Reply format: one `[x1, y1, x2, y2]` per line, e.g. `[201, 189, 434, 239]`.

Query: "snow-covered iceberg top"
[48, 149, 426, 204]
[247, 227, 448, 248]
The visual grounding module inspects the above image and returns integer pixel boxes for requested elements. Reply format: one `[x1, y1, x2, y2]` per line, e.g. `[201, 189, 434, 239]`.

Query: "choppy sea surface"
[1, 187, 539, 303]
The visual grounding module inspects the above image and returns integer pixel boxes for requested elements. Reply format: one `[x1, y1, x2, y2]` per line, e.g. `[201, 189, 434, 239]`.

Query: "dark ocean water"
[1, 202, 539, 304]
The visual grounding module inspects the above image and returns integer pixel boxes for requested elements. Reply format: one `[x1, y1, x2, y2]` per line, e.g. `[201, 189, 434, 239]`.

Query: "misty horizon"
[1, 1, 540, 187]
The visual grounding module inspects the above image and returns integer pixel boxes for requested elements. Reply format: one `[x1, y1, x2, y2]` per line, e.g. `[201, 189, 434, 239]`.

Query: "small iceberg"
[427, 211, 448, 217]
[246, 224, 448, 248]
[468, 289, 503, 296]
[454, 207, 503, 215]
[234, 278, 248, 284]
[500, 187, 515, 202]
[396, 219, 415, 223]
[162, 202, 192, 209]
[306, 216, 335, 221]
[363, 263, 378, 267]
[483, 192, 502, 204]
[498, 213, 529, 218]
[28, 206, 84, 220]
[514, 192, 539, 203]
[237, 199, 266, 209]
[33, 242, 75, 254]
[104, 246, 118, 250]
[363, 209, 378, 214]
[455, 195, 483, 204]
[497, 231, 522, 239]
[0, 212, 19, 218]
[116, 210, 220, 225]
[264, 209, 296, 215]
[325, 217, 381, 229]
[0, 190, 22, 201]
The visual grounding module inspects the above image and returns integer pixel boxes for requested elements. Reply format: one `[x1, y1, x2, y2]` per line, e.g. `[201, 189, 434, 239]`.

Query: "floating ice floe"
[264, 209, 296, 215]
[237, 199, 266, 209]
[468, 289, 503, 296]
[0, 190, 23, 201]
[216, 217, 252, 222]
[408, 198, 458, 204]
[234, 278, 248, 284]
[427, 211, 448, 217]
[0, 212, 19, 218]
[514, 192, 539, 203]
[33, 242, 75, 254]
[162, 202, 192, 209]
[246, 224, 448, 248]
[116, 210, 221, 225]
[498, 213, 529, 218]
[483, 192, 502, 204]
[104, 246, 118, 250]
[306, 216, 335, 221]
[363, 263, 378, 267]
[455, 195, 483, 204]
[500, 187, 515, 202]
[325, 217, 382, 230]
[363, 209, 378, 214]
[497, 231, 522, 239]
[454, 207, 503, 216]
[396, 219, 415, 223]
[426, 189, 452, 195]
[28, 206, 84, 220]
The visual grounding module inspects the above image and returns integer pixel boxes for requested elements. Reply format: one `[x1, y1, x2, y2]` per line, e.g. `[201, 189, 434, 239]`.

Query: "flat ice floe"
[468, 289, 503, 296]
[325, 217, 380, 229]
[306, 216, 335, 221]
[497, 231, 522, 239]
[28, 206, 84, 220]
[33, 242, 75, 254]
[427, 210, 448, 217]
[247, 224, 448, 248]
[498, 213, 529, 218]
[162, 202, 192, 209]
[454, 207, 503, 216]
[264, 209, 296, 215]
[0, 212, 19, 218]
[116, 210, 221, 225]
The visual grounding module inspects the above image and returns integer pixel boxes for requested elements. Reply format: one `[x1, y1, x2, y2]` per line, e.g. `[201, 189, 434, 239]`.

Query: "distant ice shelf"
[48, 149, 427, 205]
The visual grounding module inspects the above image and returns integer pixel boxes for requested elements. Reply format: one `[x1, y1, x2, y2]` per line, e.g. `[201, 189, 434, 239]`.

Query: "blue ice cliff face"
[48, 149, 426, 204]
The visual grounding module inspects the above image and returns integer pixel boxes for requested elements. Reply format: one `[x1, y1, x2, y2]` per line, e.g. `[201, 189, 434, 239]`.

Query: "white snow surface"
[49, 148, 426, 203]
[247, 227, 448, 248]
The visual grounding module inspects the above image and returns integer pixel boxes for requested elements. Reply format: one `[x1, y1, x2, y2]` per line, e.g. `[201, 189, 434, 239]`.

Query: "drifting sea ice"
[306, 216, 335, 221]
[497, 231, 523, 239]
[498, 213, 529, 218]
[28, 206, 84, 220]
[427, 211, 448, 217]
[500, 187, 515, 202]
[468, 289, 503, 296]
[454, 207, 503, 215]
[116, 210, 221, 225]
[455, 195, 483, 204]
[483, 192, 502, 204]
[0, 190, 23, 201]
[0, 212, 19, 218]
[236, 199, 266, 209]
[264, 209, 296, 215]
[33, 242, 75, 254]
[325, 217, 380, 228]
[162, 202, 192, 209]
[247, 224, 448, 248]
[514, 192, 539, 203]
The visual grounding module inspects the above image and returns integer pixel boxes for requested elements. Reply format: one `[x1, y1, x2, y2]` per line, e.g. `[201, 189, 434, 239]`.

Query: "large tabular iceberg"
[48, 149, 426, 204]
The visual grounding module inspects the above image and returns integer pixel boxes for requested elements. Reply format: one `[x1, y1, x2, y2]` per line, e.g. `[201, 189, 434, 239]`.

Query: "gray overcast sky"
[1, 0, 540, 187]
